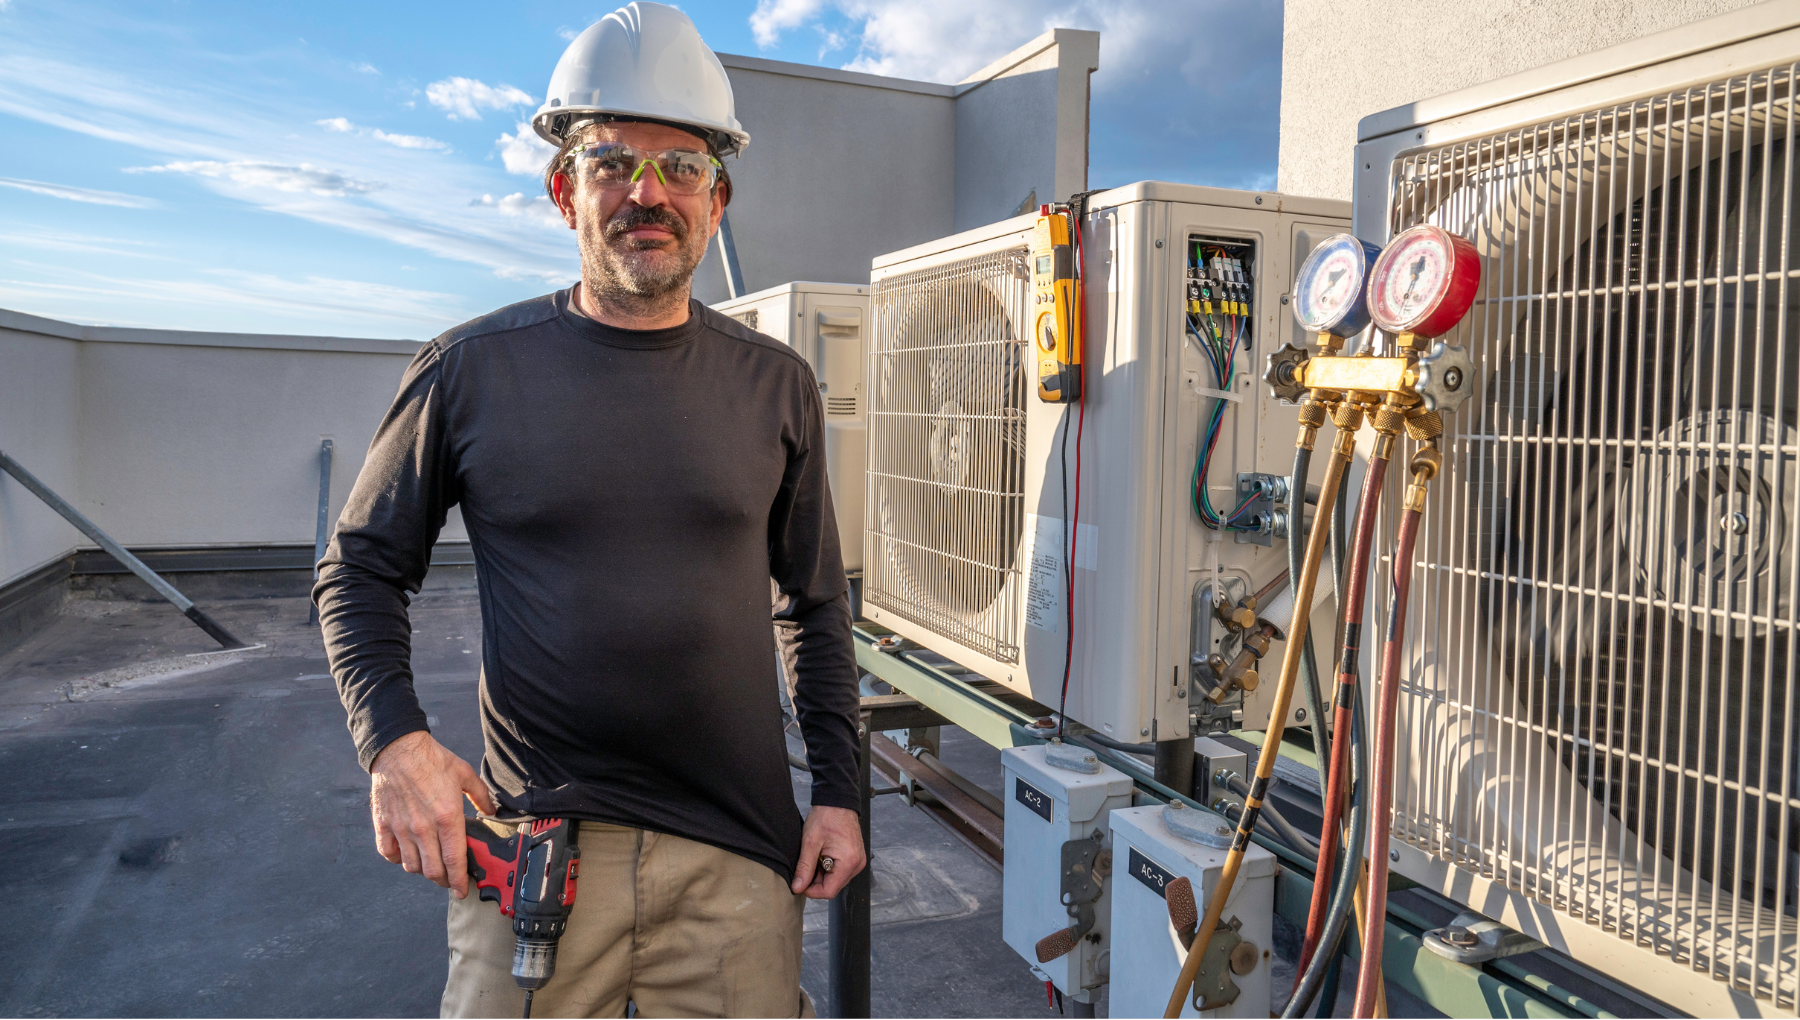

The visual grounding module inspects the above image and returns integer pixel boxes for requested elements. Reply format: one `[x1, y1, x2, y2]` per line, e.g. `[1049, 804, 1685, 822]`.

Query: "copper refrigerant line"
[1167, 343, 1468, 1019]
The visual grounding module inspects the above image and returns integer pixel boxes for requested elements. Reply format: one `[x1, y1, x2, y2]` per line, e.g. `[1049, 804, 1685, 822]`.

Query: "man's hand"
[369, 730, 496, 898]
[790, 805, 866, 900]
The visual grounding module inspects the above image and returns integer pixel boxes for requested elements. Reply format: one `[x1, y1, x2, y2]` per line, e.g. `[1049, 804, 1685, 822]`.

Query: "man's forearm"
[777, 589, 861, 807]
[316, 562, 431, 770]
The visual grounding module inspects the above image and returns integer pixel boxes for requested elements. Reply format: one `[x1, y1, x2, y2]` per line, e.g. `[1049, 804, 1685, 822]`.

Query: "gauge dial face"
[1367, 224, 1480, 337]
[1293, 235, 1370, 334]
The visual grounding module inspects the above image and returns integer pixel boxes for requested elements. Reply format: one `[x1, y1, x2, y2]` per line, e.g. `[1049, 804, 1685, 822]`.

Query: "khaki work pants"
[441, 820, 812, 1019]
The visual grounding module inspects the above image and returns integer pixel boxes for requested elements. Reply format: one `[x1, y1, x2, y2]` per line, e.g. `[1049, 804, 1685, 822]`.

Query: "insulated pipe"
[1352, 444, 1440, 1018]
[1298, 430, 1394, 975]
[1164, 407, 1360, 1019]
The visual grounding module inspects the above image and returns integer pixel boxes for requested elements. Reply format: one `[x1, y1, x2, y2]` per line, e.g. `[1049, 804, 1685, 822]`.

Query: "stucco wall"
[1278, 0, 1761, 202]
[694, 29, 1098, 304]
[0, 327, 82, 583]
[0, 309, 466, 588]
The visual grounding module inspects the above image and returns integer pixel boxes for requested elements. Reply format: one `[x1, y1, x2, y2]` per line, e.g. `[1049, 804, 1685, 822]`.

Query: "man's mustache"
[603, 204, 688, 244]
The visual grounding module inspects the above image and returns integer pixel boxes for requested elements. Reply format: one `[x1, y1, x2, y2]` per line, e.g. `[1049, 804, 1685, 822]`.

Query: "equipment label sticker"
[1014, 777, 1053, 822]
[1128, 845, 1175, 898]
[1022, 514, 1098, 633]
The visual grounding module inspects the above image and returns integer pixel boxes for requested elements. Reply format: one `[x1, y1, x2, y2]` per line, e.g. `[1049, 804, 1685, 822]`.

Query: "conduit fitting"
[1331, 402, 1365, 433]
[1331, 428, 1359, 459]
[1393, 330, 1429, 352]
[1296, 400, 1329, 450]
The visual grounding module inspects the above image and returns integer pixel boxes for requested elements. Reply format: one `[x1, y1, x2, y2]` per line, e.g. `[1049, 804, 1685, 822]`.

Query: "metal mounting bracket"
[1190, 915, 1248, 1011]
[1423, 910, 1546, 965]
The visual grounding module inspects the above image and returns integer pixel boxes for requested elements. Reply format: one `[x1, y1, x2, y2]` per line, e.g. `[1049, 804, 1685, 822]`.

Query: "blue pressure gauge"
[1292, 234, 1382, 338]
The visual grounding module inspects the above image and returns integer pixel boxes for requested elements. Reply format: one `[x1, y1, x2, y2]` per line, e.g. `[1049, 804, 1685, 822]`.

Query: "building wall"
[1278, 0, 1761, 202]
[0, 327, 82, 584]
[695, 29, 1098, 304]
[0, 309, 466, 589]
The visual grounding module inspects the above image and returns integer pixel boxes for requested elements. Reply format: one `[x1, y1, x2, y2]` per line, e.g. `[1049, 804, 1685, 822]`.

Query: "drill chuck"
[512, 937, 560, 990]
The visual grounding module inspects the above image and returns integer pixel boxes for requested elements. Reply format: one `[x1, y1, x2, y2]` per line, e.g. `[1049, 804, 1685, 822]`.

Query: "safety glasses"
[564, 143, 722, 196]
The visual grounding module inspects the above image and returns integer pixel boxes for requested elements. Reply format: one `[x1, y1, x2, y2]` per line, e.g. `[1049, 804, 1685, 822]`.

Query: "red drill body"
[467, 816, 581, 1017]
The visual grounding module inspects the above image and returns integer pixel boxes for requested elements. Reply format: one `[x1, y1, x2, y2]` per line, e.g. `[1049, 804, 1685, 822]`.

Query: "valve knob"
[1413, 343, 1476, 414]
[1263, 343, 1310, 403]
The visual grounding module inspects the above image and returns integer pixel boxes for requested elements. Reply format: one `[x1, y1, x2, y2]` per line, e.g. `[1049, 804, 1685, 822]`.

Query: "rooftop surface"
[0, 572, 1410, 1018]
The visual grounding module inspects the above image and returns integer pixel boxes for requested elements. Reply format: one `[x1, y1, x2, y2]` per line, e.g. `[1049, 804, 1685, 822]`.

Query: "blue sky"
[0, 0, 1280, 339]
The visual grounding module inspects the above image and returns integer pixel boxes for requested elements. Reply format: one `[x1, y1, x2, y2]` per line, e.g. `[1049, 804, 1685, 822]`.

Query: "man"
[314, 5, 865, 1016]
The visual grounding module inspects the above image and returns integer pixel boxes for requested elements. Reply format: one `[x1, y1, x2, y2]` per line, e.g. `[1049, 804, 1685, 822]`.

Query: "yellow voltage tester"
[1031, 205, 1082, 403]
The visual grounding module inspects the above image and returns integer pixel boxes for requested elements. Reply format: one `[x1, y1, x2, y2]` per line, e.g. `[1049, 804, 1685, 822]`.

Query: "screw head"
[1442, 367, 1463, 391]
[1156, 240, 1165, 248]
[1255, 196, 1264, 205]
[1445, 925, 1477, 947]
[1280, 295, 1289, 305]
[1295, 708, 1307, 721]
[1390, 849, 1400, 861]
[1724, 511, 1750, 535]
[1141, 728, 1150, 737]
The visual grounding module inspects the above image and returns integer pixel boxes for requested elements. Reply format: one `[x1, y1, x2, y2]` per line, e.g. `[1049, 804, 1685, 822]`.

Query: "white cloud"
[316, 117, 449, 151]
[352, 61, 379, 75]
[0, 266, 466, 329]
[130, 160, 382, 197]
[498, 121, 558, 176]
[0, 175, 158, 208]
[558, 26, 581, 41]
[425, 77, 534, 120]
[471, 192, 565, 229]
[371, 128, 448, 150]
[750, 0, 826, 47]
[0, 230, 171, 260]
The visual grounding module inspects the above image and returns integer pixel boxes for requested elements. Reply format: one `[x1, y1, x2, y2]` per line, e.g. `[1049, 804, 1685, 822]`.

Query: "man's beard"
[576, 200, 708, 315]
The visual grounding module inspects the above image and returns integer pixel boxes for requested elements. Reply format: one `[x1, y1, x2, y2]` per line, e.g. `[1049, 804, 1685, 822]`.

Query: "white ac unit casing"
[862, 184, 1350, 742]
[1354, 5, 1800, 1015]
[711, 282, 869, 573]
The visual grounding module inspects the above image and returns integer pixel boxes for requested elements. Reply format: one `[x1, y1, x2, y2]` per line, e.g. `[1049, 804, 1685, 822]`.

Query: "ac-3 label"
[1014, 777, 1053, 822]
[1128, 846, 1175, 898]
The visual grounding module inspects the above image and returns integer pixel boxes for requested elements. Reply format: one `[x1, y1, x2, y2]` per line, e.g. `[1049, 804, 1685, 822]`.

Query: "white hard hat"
[532, 2, 750, 157]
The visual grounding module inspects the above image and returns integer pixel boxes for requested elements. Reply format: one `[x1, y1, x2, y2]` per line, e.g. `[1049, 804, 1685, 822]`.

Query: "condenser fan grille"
[864, 247, 1029, 663]
[1388, 66, 1800, 1006]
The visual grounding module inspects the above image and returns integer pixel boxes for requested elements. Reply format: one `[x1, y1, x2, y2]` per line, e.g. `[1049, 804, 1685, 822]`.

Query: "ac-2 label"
[1014, 777, 1053, 822]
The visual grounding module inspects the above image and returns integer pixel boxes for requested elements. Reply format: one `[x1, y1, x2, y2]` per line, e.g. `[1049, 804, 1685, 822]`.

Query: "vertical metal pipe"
[307, 438, 334, 626]
[828, 714, 873, 1019]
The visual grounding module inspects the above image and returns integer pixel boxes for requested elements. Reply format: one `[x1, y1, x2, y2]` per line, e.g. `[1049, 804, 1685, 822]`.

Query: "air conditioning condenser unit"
[861, 184, 1351, 744]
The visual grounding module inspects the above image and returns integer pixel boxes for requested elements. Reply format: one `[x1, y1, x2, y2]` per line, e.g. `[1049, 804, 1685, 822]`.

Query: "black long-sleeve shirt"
[313, 289, 861, 881]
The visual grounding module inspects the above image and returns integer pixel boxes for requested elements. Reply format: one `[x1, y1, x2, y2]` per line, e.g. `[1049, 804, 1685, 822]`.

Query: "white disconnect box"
[1001, 742, 1134, 1003]
[1107, 804, 1276, 1018]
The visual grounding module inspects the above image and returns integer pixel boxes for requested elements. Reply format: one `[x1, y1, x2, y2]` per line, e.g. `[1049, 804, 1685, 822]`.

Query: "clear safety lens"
[566, 144, 720, 195]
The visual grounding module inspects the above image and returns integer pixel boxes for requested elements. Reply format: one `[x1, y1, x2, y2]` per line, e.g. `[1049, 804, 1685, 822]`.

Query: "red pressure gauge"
[1367, 225, 1480, 338]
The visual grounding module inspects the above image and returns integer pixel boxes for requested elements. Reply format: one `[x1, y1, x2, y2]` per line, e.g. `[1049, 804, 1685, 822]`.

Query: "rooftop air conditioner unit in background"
[712, 282, 870, 576]
[1353, 5, 1800, 1014]
[861, 184, 1351, 744]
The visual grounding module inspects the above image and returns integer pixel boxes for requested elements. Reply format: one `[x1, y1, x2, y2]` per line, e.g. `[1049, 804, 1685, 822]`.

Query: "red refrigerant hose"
[1352, 440, 1440, 1018]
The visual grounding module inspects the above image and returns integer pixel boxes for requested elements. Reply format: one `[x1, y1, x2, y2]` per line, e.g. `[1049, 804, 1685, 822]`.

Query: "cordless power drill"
[466, 816, 581, 1018]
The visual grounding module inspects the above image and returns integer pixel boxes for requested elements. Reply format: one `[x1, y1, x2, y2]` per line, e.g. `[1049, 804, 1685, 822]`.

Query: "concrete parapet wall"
[0, 307, 467, 590]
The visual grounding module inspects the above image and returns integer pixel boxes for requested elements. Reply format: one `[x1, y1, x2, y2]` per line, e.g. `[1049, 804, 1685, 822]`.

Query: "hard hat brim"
[532, 105, 749, 157]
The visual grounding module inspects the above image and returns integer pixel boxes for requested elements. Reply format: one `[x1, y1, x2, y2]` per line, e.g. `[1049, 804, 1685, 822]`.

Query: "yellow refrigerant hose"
[1163, 400, 1361, 1018]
